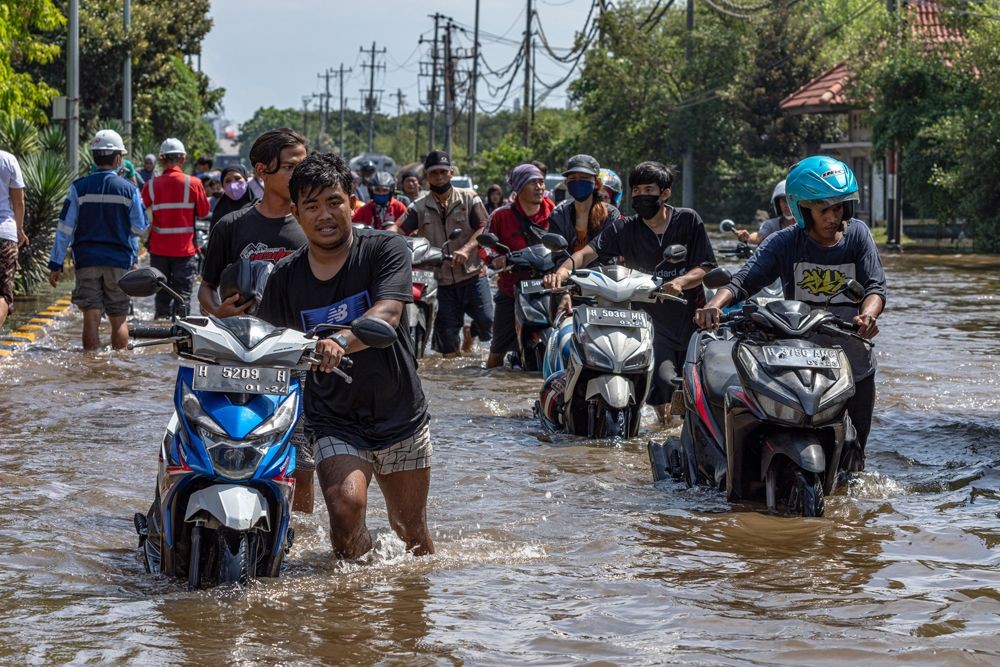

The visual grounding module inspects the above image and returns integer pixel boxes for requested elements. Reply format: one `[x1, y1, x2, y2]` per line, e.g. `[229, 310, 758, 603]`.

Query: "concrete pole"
[522, 0, 532, 147]
[123, 0, 132, 149]
[682, 0, 695, 208]
[68, 0, 80, 176]
[468, 0, 480, 169]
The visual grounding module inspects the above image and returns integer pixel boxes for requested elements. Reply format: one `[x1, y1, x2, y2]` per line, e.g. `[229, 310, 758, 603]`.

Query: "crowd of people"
[36, 125, 885, 560]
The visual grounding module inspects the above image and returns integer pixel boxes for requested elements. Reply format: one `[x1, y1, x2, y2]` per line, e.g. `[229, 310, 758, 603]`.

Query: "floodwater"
[1, 251, 998, 665]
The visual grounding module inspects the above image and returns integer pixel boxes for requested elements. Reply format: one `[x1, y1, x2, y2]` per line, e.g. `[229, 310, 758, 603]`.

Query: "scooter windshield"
[211, 315, 283, 350]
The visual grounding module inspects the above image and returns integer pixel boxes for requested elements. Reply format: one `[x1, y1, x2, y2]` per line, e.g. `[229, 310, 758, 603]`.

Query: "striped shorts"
[315, 423, 432, 475]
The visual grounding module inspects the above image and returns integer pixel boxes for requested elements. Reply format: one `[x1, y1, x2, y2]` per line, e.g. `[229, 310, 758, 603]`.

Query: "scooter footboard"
[184, 485, 270, 532]
[585, 375, 634, 409]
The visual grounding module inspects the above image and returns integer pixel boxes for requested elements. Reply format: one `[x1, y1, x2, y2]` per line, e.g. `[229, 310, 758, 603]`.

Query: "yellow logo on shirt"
[797, 267, 846, 296]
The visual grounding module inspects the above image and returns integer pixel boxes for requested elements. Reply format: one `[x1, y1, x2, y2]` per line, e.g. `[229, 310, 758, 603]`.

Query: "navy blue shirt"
[724, 220, 887, 380]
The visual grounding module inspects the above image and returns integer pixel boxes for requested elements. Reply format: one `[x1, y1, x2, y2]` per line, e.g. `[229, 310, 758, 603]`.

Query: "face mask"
[224, 180, 248, 201]
[429, 182, 451, 195]
[372, 193, 391, 206]
[567, 180, 595, 202]
[632, 194, 663, 220]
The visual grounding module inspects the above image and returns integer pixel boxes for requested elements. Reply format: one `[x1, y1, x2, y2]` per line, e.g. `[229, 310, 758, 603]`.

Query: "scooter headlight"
[197, 428, 269, 480]
[574, 321, 614, 370]
[181, 383, 225, 436]
[738, 347, 804, 425]
[248, 393, 298, 440]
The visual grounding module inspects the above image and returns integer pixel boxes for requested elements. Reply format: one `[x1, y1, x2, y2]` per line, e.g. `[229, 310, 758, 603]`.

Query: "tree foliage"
[0, 0, 65, 123]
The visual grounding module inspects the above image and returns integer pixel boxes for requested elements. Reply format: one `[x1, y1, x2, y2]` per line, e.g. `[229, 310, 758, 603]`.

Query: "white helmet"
[770, 179, 788, 218]
[159, 137, 186, 157]
[90, 129, 127, 154]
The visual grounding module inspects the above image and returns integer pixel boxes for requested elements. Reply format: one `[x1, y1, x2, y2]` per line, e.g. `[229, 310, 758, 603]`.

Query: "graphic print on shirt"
[794, 262, 856, 305]
[239, 242, 297, 263]
[299, 291, 372, 332]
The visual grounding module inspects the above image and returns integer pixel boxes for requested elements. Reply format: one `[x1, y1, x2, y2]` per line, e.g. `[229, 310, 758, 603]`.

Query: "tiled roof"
[780, 1, 966, 113]
[779, 63, 852, 114]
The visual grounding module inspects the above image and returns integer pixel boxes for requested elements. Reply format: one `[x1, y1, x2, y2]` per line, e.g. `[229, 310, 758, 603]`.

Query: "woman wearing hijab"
[211, 164, 254, 228]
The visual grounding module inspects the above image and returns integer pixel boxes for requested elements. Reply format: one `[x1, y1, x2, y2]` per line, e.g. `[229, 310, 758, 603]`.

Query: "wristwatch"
[330, 333, 349, 351]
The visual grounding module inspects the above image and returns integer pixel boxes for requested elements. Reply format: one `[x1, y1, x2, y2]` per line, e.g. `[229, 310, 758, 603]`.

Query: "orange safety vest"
[143, 167, 208, 256]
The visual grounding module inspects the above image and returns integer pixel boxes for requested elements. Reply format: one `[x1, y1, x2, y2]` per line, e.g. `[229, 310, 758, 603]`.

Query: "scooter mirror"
[448, 228, 463, 241]
[702, 267, 733, 289]
[476, 232, 499, 249]
[351, 223, 366, 231]
[719, 219, 736, 234]
[351, 316, 398, 349]
[118, 267, 166, 297]
[541, 233, 568, 252]
[663, 244, 687, 264]
[841, 278, 865, 304]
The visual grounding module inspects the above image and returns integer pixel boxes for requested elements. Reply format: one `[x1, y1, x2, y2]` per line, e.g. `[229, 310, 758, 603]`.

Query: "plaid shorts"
[0, 239, 17, 306]
[315, 423, 432, 475]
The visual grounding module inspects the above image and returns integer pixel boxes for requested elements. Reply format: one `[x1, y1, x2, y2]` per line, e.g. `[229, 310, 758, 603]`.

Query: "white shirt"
[0, 150, 25, 242]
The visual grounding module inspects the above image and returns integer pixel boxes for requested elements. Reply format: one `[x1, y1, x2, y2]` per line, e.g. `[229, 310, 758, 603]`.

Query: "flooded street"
[1, 250, 999, 665]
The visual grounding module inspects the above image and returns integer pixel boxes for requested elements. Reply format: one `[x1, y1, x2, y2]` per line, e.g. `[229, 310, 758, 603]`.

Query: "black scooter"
[478, 231, 567, 373]
[649, 268, 870, 516]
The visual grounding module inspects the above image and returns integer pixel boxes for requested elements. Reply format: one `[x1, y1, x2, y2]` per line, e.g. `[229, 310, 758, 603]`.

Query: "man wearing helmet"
[352, 171, 407, 231]
[735, 179, 796, 245]
[694, 156, 887, 471]
[141, 137, 211, 318]
[48, 129, 148, 350]
[597, 168, 623, 208]
[355, 159, 377, 203]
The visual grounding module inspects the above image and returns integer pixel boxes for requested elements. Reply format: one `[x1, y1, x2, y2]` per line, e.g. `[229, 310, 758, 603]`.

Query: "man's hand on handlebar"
[544, 267, 570, 289]
[735, 229, 751, 243]
[660, 279, 683, 296]
[213, 294, 254, 318]
[694, 306, 724, 332]
[451, 248, 470, 265]
[853, 313, 879, 339]
[312, 338, 346, 373]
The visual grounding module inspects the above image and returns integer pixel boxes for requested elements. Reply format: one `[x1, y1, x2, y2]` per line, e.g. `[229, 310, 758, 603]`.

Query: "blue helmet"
[785, 156, 859, 229]
[598, 168, 622, 206]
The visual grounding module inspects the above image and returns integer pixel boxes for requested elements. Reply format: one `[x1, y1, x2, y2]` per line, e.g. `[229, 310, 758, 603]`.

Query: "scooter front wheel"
[215, 529, 255, 586]
[766, 461, 826, 517]
[187, 524, 202, 590]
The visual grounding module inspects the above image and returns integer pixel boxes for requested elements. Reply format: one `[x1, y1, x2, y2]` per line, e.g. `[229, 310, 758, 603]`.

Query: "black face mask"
[429, 182, 451, 195]
[632, 195, 663, 220]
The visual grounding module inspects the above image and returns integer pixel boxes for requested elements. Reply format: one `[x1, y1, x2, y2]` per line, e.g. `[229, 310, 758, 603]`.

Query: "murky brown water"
[1, 251, 999, 665]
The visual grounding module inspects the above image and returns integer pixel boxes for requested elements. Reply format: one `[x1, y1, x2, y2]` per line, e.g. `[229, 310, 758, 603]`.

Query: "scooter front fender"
[585, 374, 634, 409]
[759, 430, 826, 479]
[184, 484, 270, 532]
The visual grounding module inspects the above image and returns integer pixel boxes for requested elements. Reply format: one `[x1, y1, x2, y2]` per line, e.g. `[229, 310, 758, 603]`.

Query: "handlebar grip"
[129, 325, 175, 339]
[339, 356, 353, 369]
[834, 317, 859, 331]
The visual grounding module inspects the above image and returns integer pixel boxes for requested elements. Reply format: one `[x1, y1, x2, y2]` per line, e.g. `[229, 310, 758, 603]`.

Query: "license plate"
[520, 278, 545, 294]
[412, 270, 435, 285]
[762, 346, 841, 369]
[192, 364, 292, 395]
[580, 307, 647, 328]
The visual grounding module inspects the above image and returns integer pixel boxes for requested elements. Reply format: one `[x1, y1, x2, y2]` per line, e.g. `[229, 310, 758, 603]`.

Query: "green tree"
[0, 0, 64, 123]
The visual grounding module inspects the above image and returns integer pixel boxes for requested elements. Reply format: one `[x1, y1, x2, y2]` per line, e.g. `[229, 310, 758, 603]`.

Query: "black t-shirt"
[257, 229, 428, 450]
[201, 204, 308, 286]
[589, 208, 717, 348]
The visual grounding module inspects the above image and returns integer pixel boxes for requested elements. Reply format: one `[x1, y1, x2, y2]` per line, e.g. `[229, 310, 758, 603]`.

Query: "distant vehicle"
[214, 154, 248, 172]
[451, 174, 476, 191]
[349, 152, 397, 174]
[546, 174, 566, 203]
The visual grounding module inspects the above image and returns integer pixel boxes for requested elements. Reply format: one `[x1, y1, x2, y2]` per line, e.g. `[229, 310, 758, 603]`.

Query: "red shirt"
[352, 198, 408, 230]
[485, 197, 555, 298]
[140, 165, 210, 257]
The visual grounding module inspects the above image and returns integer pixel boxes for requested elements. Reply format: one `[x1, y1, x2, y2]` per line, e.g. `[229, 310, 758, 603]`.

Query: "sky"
[200, 0, 598, 128]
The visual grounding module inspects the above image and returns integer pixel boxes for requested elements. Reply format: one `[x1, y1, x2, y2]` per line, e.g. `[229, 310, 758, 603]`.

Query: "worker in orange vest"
[141, 138, 210, 318]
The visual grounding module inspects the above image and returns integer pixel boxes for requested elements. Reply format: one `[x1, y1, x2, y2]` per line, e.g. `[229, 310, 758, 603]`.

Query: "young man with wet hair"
[258, 153, 434, 559]
[544, 160, 716, 425]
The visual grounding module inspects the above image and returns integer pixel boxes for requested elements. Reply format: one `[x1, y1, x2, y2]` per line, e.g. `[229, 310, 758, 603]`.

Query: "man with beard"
[258, 153, 434, 559]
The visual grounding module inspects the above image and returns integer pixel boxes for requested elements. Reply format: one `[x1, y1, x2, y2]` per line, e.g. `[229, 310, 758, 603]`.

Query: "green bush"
[16, 151, 72, 295]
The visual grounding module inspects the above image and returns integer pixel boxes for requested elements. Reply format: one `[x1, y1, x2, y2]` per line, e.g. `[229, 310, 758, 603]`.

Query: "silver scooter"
[535, 239, 687, 439]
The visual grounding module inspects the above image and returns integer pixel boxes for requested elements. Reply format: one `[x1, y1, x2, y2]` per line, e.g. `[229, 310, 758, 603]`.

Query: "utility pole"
[468, 0, 481, 168]
[885, 0, 901, 250]
[360, 42, 387, 153]
[336, 64, 352, 156]
[67, 0, 79, 175]
[122, 0, 132, 148]
[682, 0, 695, 209]
[393, 89, 406, 138]
[522, 0, 533, 147]
[317, 69, 333, 150]
[422, 14, 444, 152]
[443, 21, 455, 158]
[301, 96, 311, 144]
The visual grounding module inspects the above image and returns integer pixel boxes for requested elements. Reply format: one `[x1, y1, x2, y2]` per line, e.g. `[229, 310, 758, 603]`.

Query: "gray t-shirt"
[757, 216, 793, 241]
[0, 150, 25, 242]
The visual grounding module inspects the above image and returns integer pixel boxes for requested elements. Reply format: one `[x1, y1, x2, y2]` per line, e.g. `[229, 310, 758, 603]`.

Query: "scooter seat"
[702, 339, 740, 405]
